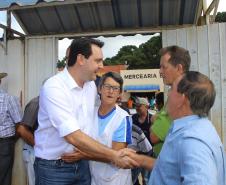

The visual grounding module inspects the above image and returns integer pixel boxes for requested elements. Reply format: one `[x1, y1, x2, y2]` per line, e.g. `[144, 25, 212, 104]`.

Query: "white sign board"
[120, 69, 164, 92]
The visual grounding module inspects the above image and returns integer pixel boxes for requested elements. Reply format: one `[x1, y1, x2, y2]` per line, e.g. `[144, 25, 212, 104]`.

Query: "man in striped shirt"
[129, 124, 153, 185]
[0, 72, 22, 185]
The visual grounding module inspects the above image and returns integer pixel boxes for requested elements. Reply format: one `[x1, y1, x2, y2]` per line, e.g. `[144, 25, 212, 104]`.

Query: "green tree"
[215, 12, 226, 22]
[104, 45, 138, 66]
[139, 36, 162, 69]
[128, 49, 147, 69]
[104, 35, 162, 69]
[57, 56, 67, 69]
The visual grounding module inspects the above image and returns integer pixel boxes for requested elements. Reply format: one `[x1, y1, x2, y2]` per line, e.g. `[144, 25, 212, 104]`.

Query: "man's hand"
[119, 148, 143, 166]
[16, 124, 35, 146]
[111, 149, 139, 169]
[61, 149, 86, 163]
[118, 148, 155, 170]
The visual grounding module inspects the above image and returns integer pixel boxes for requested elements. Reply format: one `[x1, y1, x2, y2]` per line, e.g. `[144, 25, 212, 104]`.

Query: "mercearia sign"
[120, 69, 164, 92]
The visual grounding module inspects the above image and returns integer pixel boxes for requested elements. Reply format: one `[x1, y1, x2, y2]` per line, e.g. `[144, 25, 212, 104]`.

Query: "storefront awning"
[123, 84, 160, 92]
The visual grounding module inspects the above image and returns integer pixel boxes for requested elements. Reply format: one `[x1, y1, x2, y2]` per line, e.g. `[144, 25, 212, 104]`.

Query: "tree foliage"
[215, 12, 226, 22]
[104, 35, 162, 69]
[57, 56, 67, 68]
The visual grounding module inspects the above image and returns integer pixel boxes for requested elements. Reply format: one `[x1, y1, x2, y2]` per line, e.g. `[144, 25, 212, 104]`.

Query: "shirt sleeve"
[151, 109, 171, 141]
[22, 98, 39, 128]
[179, 137, 218, 185]
[40, 83, 80, 137]
[137, 131, 152, 153]
[8, 95, 22, 124]
[112, 116, 132, 144]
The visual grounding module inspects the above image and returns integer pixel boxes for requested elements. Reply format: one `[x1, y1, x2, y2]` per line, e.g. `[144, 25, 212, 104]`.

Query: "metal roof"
[0, 0, 203, 37]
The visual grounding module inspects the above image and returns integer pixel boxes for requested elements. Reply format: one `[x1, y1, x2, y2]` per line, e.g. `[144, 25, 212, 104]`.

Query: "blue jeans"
[34, 157, 91, 185]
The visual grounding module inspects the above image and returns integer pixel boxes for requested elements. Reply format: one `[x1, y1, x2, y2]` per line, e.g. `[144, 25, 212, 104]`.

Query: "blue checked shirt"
[0, 89, 22, 138]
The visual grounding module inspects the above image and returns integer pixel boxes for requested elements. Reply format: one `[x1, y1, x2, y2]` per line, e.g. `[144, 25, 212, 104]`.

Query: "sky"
[58, 34, 157, 60]
[0, 0, 226, 60]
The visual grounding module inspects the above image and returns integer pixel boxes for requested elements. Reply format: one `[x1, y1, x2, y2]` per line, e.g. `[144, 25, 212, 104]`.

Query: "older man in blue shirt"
[149, 71, 226, 185]
[122, 71, 226, 185]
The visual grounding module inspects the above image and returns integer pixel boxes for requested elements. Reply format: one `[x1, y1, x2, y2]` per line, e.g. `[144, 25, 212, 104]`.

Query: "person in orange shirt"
[127, 98, 134, 109]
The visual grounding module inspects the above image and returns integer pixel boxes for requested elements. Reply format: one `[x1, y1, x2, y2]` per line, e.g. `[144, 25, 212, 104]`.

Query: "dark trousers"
[0, 137, 15, 185]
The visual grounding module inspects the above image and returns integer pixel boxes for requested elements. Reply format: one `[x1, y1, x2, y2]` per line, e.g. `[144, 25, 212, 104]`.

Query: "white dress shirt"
[34, 68, 98, 160]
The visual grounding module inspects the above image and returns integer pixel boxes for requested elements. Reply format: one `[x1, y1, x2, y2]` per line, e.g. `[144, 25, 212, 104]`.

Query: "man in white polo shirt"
[34, 38, 137, 185]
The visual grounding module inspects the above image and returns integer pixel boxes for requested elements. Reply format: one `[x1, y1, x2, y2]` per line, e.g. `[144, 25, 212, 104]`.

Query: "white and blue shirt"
[89, 105, 132, 185]
[98, 106, 132, 144]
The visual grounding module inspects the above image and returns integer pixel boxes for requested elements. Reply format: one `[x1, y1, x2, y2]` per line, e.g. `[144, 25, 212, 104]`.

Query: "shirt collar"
[170, 115, 200, 134]
[61, 67, 81, 90]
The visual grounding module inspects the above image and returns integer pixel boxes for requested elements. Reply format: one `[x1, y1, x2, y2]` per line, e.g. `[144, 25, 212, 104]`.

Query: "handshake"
[61, 148, 155, 170]
[108, 148, 155, 170]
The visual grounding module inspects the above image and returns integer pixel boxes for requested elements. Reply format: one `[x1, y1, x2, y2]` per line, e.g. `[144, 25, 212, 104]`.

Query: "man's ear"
[175, 93, 185, 109]
[178, 93, 188, 109]
[77, 54, 85, 65]
[183, 94, 191, 108]
[177, 64, 184, 74]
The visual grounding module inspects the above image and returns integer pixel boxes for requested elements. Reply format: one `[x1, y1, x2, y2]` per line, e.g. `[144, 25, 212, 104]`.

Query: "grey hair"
[98, 72, 123, 93]
[177, 71, 216, 117]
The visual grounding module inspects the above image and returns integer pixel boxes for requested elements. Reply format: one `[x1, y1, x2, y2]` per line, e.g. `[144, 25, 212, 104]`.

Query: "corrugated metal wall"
[25, 37, 58, 104]
[0, 39, 24, 97]
[0, 37, 57, 105]
[162, 22, 226, 150]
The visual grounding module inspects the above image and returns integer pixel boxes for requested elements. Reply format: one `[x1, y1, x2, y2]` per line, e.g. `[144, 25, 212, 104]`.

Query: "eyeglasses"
[102, 84, 120, 92]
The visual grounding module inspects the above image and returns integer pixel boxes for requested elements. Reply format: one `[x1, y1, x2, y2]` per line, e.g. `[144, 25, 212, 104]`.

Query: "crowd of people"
[0, 37, 225, 185]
